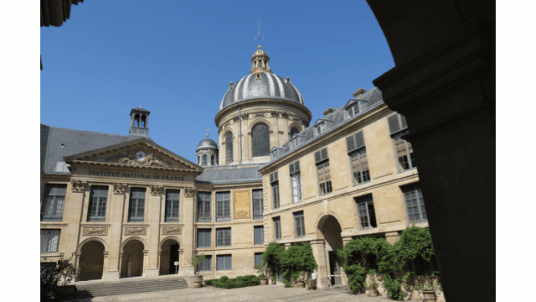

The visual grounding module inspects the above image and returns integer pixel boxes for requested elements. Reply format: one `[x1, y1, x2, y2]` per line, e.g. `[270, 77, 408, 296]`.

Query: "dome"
[196, 138, 218, 152]
[219, 45, 305, 111]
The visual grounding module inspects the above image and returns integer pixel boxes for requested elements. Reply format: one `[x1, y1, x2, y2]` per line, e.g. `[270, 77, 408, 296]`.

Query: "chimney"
[352, 87, 366, 98]
[323, 107, 337, 116]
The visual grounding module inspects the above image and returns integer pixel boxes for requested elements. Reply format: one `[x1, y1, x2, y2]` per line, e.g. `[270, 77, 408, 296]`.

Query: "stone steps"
[74, 277, 189, 298]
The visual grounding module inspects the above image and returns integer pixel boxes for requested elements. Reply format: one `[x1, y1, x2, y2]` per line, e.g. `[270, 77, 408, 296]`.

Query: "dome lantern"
[250, 44, 272, 74]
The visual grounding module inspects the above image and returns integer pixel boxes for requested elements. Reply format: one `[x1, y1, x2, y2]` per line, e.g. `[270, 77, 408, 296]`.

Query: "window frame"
[225, 132, 233, 164]
[355, 195, 377, 229]
[349, 148, 371, 185]
[252, 189, 264, 220]
[197, 228, 212, 248]
[165, 189, 180, 222]
[270, 172, 280, 209]
[202, 154, 207, 166]
[289, 161, 302, 203]
[215, 191, 231, 222]
[216, 228, 232, 247]
[273, 217, 281, 241]
[41, 184, 67, 221]
[128, 187, 146, 222]
[251, 123, 271, 157]
[87, 185, 109, 222]
[402, 184, 427, 223]
[388, 114, 415, 173]
[197, 192, 212, 222]
[217, 254, 232, 271]
[316, 161, 332, 195]
[198, 255, 212, 272]
[254, 225, 264, 245]
[293, 211, 305, 238]
[40, 229, 60, 254]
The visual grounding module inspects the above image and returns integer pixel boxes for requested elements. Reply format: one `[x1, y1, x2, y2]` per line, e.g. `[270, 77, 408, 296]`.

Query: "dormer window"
[346, 103, 359, 118]
[316, 122, 325, 135]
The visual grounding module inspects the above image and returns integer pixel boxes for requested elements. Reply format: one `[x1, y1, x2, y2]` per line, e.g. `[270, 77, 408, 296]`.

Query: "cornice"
[69, 160, 202, 175]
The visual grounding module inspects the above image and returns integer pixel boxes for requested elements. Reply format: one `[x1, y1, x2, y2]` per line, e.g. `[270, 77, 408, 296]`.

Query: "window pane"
[41, 184, 67, 221]
[252, 123, 270, 157]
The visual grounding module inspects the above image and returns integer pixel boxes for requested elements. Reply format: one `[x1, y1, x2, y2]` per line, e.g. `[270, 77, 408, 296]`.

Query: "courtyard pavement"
[64, 284, 400, 302]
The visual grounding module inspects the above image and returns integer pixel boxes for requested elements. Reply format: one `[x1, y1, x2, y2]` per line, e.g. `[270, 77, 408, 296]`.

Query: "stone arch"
[120, 236, 147, 251]
[120, 237, 146, 278]
[288, 122, 302, 138]
[77, 237, 109, 253]
[247, 117, 274, 133]
[316, 214, 344, 285]
[78, 240, 106, 281]
[251, 122, 271, 157]
[224, 130, 234, 164]
[158, 236, 181, 275]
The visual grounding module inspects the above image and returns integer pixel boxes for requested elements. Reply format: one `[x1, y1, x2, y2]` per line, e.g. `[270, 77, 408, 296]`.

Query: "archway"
[318, 215, 344, 285]
[121, 240, 144, 278]
[78, 241, 105, 281]
[159, 238, 180, 275]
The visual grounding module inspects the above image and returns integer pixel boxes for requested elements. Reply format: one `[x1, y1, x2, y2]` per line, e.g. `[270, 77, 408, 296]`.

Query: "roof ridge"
[47, 125, 129, 137]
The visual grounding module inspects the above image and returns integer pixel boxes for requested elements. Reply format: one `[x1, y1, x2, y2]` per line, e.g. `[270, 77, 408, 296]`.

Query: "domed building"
[196, 135, 219, 166]
[215, 45, 312, 165]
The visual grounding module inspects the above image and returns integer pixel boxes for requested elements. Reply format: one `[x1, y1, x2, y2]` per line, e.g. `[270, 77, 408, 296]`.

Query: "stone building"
[40, 45, 428, 287]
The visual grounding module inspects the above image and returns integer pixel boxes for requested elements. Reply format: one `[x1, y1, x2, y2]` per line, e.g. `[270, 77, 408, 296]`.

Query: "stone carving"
[232, 115, 240, 122]
[229, 81, 234, 90]
[118, 152, 169, 167]
[151, 185, 163, 195]
[71, 180, 87, 193]
[233, 190, 251, 219]
[145, 153, 169, 167]
[162, 227, 182, 235]
[281, 112, 289, 119]
[125, 227, 146, 235]
[254, 112, 265, 117]
[184, 187, 196, 197]
[118, 154, 137, 164]
[83, 227, 107, 236]
[271, 111, 280, 118]
[241, 113, 249, 120]
[113, 183, 127, 194]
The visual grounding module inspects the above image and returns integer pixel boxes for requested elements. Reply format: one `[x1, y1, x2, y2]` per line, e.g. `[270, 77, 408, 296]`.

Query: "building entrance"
[121, 240, 144, 278]
[79, 241, 105, 281]
[328, 251, 342, 285]
[317, 214, 344, 287]
[159, 239, 180, 275]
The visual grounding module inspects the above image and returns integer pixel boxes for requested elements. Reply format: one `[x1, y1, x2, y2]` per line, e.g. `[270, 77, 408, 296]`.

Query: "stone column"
[385, 232, 400, 245]
[118, 252, 124, 278]
[145, 185, 163, 278]
[179, 187, 196, 276]
[102, 183, 127, 281]
[142, 249, 149, 277]
[74, 252, 82, 281]
[101, 251, 109, 280]
[310, 239, 329, 289]
[178, 248, 185, 274]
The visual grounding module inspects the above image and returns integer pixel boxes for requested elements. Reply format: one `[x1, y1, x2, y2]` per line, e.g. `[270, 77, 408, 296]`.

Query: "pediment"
[64, 138, 202, 173]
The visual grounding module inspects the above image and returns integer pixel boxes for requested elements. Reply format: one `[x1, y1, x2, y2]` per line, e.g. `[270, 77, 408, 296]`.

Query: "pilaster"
[179, 187, 196, 276]
[102, 183, 127, 281]
[310, 239, 329, 289]
[145, 185, 164, 277]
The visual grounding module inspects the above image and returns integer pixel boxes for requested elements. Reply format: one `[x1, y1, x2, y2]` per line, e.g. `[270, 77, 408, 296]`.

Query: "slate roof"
[272, 87, 385, 160]
[41, 124, 147, 174]
[196, 163, 264, 185]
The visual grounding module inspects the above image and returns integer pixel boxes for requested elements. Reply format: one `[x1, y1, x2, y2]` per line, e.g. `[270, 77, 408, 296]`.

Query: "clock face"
[135, 151, 147, 161]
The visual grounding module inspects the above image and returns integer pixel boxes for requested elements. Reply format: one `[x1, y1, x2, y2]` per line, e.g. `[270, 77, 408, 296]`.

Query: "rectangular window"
[254, 253, 263, 267]
[347, 130, 370, 185]
[197, 229, 212, 248]
[253, 189, 264, 220]
[403, 185, 427, 223]
[217, 254, 232, 271]
[197, 192, 212, 222]
[289, 161, 302, 203]
[355, 195, 377, 229]
[165, 189, 180, 222]
[87, 186, 109, 222]
[294, 211, 305, 238]
[254, 226, 264, 245]
[270, 172, 280, 209]
[273, 217, 281, 241]
[388, 114, 416, 172]
[216, 192, 231, 222]
[128, 188, 146, 222]
[41, 184, 67, 221]
[216, 228, 231, 247]
[315, 148, 332, 195]
[198, 255, 212, 272]
[40, 229, 60, 254]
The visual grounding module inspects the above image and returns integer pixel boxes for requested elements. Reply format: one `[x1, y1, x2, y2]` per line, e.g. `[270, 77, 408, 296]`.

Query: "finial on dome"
[258, 44, 262, 49]
[206, 128, 210, 138]
[229, 81, 234, 90]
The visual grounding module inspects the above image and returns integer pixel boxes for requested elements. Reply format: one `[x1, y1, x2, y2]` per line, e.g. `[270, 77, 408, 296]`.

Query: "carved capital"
[184, 187, 196, 198]
[271, 111, 280, 118]
[124, 227, 146, 236]
[151, 185, 164, 196]
[71, 180, 87, 193]
[232, 115, 240, 122]
[162, 226, 182, 235]
[83, 227, 108, 236]
[281, 112, 289, 119]
[113, 183, 127, 194]
[241, 113, 249, 120]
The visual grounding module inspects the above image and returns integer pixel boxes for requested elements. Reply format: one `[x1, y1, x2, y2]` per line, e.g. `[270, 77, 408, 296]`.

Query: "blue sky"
[40, 0, 394, 163]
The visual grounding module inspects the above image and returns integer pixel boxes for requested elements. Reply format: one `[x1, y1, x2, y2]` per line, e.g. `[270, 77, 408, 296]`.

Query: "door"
[329, 251, 342, 285]
[168, 244, 179, 274]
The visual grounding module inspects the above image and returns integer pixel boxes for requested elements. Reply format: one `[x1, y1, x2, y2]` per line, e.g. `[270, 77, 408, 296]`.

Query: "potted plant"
[191, 254, 206, 288]
[255, 264, 268, 285]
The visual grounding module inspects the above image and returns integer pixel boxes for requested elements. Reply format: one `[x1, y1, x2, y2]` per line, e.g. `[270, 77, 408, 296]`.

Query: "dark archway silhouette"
[79, 241, 105, 281]
[121, 240, 144, 278]
[159, 239, 180, 275]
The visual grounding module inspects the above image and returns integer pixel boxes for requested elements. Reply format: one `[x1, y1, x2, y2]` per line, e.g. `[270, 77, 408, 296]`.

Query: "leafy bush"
[219, 276, 229, 283]
[263, 242, 286, 280]
[41, 259, 75, 301]
[250, 277, 261, 286]
[259, 274, 266, 278]
[279, 242, 318, 287]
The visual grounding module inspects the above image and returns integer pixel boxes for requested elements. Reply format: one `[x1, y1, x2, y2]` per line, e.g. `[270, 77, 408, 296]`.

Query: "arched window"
[211, 155, 215, 166]
[197, 156, 200, 165]
[290, 127, 299, 138]
[226, 132, 233, 164]
[252, 123, 270, 157]
[202, 154, 207, 166]
[134, 114, 140, 127]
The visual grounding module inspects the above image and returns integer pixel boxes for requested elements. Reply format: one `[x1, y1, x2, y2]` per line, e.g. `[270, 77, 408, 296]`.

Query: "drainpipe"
[238, 105, 242, 164]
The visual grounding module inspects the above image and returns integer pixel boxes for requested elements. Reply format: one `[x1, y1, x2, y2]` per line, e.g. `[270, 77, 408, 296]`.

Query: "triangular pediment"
[64, 138, 202, 173]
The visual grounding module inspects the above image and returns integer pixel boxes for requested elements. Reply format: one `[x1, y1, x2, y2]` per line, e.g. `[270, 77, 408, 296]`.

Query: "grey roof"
[272, 87, 385, 160]
[41, 124, 147, 174]
[219, 71, 304, 111]
[196, 138, 218, 152]
[196, 163, 264, 185]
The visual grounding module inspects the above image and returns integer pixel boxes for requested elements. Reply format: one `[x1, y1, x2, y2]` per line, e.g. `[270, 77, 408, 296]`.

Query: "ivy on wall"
[262, 242, 318, 287]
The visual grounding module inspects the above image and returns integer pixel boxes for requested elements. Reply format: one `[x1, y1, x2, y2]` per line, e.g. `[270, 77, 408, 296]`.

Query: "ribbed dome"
[219, 45, 305, 111]
[196, 138, 218, 152]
